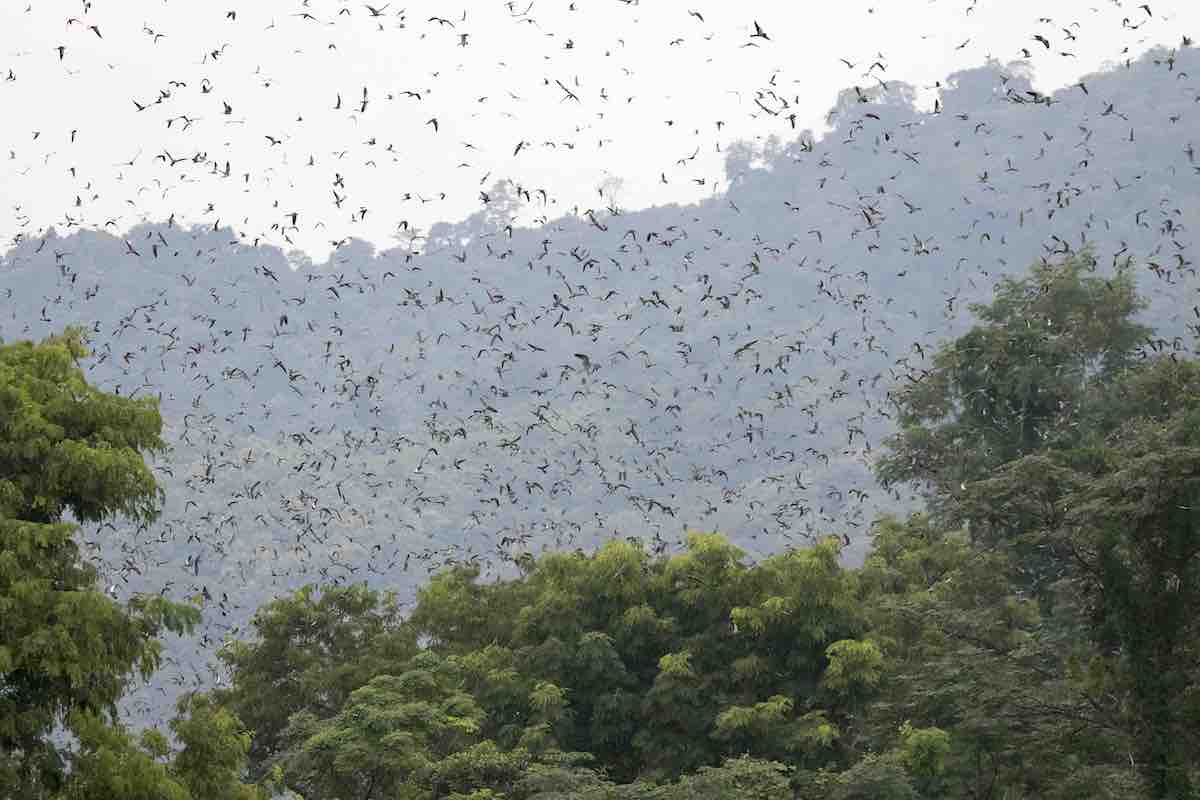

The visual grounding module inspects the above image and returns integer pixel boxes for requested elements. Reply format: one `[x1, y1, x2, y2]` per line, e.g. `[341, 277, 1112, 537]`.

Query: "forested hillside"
[3, 47, 1200, 728]
[4, 0, 1200, 794]
[4, 255, 1198, 798]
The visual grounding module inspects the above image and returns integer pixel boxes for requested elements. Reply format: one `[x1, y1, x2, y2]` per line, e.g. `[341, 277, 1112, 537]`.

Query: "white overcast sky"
[0, 0, 1193, 260]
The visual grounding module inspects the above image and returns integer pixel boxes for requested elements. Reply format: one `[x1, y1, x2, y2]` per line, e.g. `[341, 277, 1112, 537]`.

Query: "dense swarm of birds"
[1, 0, 1197, 720]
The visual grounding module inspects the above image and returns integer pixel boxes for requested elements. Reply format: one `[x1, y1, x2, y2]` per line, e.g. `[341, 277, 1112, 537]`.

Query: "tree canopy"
[6, 252, 1200, 798]
[0, 328, 263, 800]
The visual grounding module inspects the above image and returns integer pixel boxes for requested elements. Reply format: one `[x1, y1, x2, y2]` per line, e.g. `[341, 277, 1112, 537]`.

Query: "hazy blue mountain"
[3, 45, 1198, 722]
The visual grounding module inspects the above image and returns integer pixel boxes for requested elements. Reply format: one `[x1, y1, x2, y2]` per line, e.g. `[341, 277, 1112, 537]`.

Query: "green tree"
[279, 649, 551, 800]
[952, 355, 1200, 797]
[876, 251, 1148, 539]
[872, 255, 1200, 797]
[215, 532, 880, 796]
[52, 712, 190, 800]
[980, 396, 1200, 795]
[169, 692, 269, 800]
[856, 513, 1088, 799]
[1069, 371, 1200, 799]
[510, 751, 619, 799]
[212, 581, 418, 780]
[660, 755, 793, 800]
[0, 328, 201, 798]
[895, 721, 950, 796]
[829, 754, 916, 800]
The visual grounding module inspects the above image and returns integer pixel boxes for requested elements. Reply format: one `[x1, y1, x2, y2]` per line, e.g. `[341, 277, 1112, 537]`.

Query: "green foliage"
[211, 529, 874, 798]
[943, 357, 1200, 797]
[855, 512, 1077, 798]
[43, 704, 265, 800]
[212, 581, 418, 780]
[410, 562, 533, 653]
[662, 755, 793, 800]
[822, 639, 884, 696]
[169, 693, 266, 800]
[13, 257, 1200, 799]
[53, 712, 190, 800]
[510, 751, 617, 799]
[0, 326, 165, 525]
[0, 329, 200, 799]
[876, 250, 1148, 530]
[281, 654, 490, 798]
[896, 722, 949, 781]
[868, 254, 1200, 797]
[829, 753, 916, 800]
[1055, 404, 1200, 797]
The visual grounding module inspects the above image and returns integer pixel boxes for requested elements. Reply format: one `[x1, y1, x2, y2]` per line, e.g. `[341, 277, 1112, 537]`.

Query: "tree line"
[2, 251, 1197, 798]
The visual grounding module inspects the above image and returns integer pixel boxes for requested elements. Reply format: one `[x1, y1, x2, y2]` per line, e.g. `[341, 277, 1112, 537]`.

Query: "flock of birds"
[1, 1, 1198, 719]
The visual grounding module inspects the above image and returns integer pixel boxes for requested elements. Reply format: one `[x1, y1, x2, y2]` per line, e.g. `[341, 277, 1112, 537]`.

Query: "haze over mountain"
[5, 0, 1194, 260]
[3, 45, 1199, 721]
